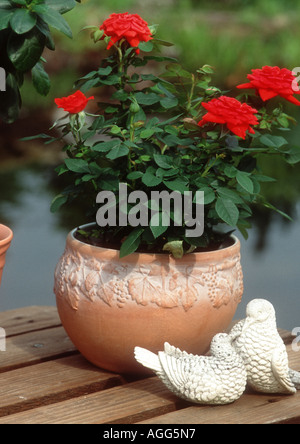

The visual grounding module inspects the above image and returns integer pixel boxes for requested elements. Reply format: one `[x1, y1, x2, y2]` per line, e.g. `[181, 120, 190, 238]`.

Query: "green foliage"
[31, 16, 300, 257]
[0, 0, 80, 122]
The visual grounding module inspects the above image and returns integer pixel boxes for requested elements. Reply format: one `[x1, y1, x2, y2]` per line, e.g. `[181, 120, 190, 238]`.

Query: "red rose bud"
[237, 66, 300, 106]
[100, 12, 152, 54]
[54, 90, 94, 114]
[198, 96, 259, 139]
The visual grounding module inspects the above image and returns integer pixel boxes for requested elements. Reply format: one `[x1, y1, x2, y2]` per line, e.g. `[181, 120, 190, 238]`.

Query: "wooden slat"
[138, 390, 300, 424]
[0, 377, 186, 424]
[0, 306, 61, 337]
[0, 354, 124, 417]
[0, 326, 77, 372]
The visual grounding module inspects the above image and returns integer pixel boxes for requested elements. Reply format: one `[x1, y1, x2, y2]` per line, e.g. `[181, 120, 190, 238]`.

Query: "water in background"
[0, 165, 299, 331]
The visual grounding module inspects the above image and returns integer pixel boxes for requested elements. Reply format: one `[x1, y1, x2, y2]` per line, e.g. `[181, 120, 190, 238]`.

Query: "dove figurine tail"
[134, 347, 162, 374]
[289, 369, 300, 390]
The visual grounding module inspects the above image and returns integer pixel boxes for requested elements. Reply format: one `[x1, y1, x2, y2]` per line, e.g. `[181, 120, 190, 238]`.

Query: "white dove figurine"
[134, 333, 247, 405]
[229, 298, 297, 395]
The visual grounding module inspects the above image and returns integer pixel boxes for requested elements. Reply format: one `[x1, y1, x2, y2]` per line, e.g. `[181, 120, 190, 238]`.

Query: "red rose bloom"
[100, 12, 152, 54]
[237, 66, 300, 105]
[198, 96, 259, 139]
[54, 90, 94, 114]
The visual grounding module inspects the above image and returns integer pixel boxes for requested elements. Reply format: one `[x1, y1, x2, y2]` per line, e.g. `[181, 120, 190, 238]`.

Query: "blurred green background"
[0, 0, 300, 327]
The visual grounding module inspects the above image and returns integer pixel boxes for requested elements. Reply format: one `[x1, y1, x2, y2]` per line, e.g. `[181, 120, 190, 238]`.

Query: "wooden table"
[0, 306, 299, 425]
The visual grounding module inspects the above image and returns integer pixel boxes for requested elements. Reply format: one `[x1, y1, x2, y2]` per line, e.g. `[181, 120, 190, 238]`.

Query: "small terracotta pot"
[54, 224, 243, 374]
[0, 224, 13, 288]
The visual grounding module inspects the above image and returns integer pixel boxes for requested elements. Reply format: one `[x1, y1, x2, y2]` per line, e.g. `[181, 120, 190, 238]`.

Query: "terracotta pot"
[54, 224, 243, 374]
[0, 224, 13, 288]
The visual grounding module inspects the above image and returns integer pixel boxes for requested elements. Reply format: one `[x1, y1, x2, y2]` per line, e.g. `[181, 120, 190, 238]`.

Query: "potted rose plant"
[39, 12, 300, 374]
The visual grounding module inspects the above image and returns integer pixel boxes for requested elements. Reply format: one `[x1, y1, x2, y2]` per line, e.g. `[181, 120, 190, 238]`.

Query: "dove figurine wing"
[158, 350, 186, 389]
[158, 343, 222, 403]
[271, 347, 297, 394]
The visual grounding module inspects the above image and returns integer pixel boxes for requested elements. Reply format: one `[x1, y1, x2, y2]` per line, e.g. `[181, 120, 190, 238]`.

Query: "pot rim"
[67, 223, 241, 264]
[0, 224, 13, 247]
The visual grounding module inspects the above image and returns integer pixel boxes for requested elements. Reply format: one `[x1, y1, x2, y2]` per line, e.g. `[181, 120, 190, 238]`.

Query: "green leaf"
[0, 9, 14, 31]
[64, 158, 90, 174]
[160, 96, 178, 109]
[285, 146, 300, 165]
[31, 61, 50, 96]
[44, 0, 76, 14]
[140, 128, 155, 139]
[112, 89, 128, 102]
[10, 9, 37, 34]
[142, 170, 163, 187]
[92, 140, 120, 152]
[217, 187, 244, 204]
[135, 92, 161, 106]
[198, 64, 215, 74]
[30, 4, 48, 14]
[35, 19, 55, 50]
[154, 38, 174, 47]
[98, 66, 113, 76]
[110, 125, 122, 135]
[150, 214, 169, 239]
[157, 133, 185, 147]
[50, 194, 68, 213]
[224, 165, 238, 178]
[119, 227, 144, 258]
[200, 187, 215, 204]
[138, 41, 154, 52]
[127, 171, 143, 180]
[7, 28, 46, 72]
[106, 144, 129, 160]
[253, 174, 276, 183]
[153, 153, 174, 169]
[163, 178, 189, 193]
[237, 221, 251, 240]
[38, 7, 72, 38]
[236, 171, 254, 194]
[162, 240, 184, 258]
[263, 201, 293, 221]
[259, 134, 288, 149]
[0, 0, 13, 8]
[215, 197, 239, 226]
